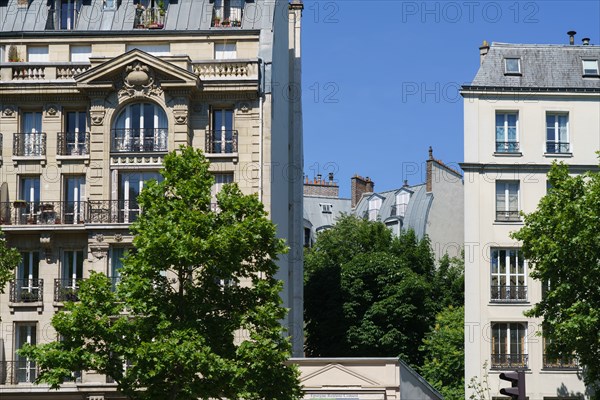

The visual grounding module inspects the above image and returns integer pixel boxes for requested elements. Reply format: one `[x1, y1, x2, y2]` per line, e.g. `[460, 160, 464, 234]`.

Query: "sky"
[301, 0, 600, 197]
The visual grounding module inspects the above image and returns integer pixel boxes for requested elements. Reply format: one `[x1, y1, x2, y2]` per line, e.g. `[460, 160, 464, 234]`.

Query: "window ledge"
[544, 152, 573, 158]
[12, 156, 46, 166]
[9, 301, 43, 313]
[493, 152, 522, 157]
[494, 220, 523, 225]
[489, 301, 529, 305]
[540, 367, 581, 373]
[504, 72, 522, 76]
[205, 153, 239, 163]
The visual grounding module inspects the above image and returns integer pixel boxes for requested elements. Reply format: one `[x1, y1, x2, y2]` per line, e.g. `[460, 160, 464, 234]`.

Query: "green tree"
[304, 215, 439, 366]
[511, 162, 600, 394]
[0, 232, 21, 320]
[21, 147, 302, 400]
[420, 305, 465, 400]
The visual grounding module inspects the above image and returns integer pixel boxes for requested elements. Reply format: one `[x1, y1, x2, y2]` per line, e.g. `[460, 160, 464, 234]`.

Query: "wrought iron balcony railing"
[54, 278, 83, 302]
[496, 210, 520, 222]
[0, 360, 38, 385]
[9, 279, 43, 303]
[13, 133, 46, 156]
[491, 353, 528, 369]
[490, 285, 528, 302]
[0, 201, 87, 225]
[87, 199, 140, 224]
[133, 7, 165, 29]
[205, 130, 238, 154]
[543, 354, 579, 370]
[111, 129, 168, 153]
[496, 141, 520, 153]
[57, 131, 90, 156]
[546, 141, 570, 154]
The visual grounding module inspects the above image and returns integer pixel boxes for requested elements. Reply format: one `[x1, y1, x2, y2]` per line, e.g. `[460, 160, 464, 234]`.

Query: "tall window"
[490, 249, 527, 302]
[21, 111, 44, 156]
[211, 173, 233, 210]
[495, 181, 520, 222]
[14, 251, 41, 302]
[63, 111, 88, 155]
[209, 109, 235, 154]
[491, 322, 528, 369]
[15, 323, 37, 383]
[113, 103, 167, 152]
[110, 247, 129, 290]
[212, 0, 243, 26]
[64, 175, 85, 224]
[58, 250, 84, 301]
[395, 190, 410, 217]
[546, 113, 569, 153]
[59, 0, 81, 30]
[118, 171, 162, 223]
[495, 112, 519, 153]
[19, 176, 40, 224]
[368, 196, 381, 221]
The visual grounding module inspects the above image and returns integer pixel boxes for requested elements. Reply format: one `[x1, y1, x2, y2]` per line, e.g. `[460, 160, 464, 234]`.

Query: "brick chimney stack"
[351, 175, 374, 208]
[303, 174, 339, 198]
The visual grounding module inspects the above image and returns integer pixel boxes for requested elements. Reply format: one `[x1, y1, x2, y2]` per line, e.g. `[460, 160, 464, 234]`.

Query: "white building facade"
[462, 39, 600, 399]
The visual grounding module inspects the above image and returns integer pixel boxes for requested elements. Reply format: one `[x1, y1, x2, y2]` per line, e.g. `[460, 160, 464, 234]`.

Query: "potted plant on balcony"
[20, 290, 36, 302]
[221, 18, 230, 26]
[212, 16, 221, 26]
[13, 199, 26, 208]
[232, 19, 241, 27]
[40, 203, 54, 212]
[8, 45, 22, 62]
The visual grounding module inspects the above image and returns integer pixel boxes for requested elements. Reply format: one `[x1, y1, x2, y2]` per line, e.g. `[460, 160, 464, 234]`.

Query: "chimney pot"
[568, 30, 577, 45]
[328, 172, 334, 182]
[479, 40, 490, 66]
[582, 37, 591, 45]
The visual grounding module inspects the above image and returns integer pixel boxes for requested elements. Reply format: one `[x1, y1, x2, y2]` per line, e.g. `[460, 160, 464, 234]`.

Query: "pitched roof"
[470, 42, 600, 90]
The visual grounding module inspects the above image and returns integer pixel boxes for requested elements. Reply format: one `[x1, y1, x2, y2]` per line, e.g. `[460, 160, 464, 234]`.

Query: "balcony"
[54, 279, 83, 302]
[490, 285, 528, 303]
[0, 360, 38, 385]
[543, 354, 579, 370]
[546, 141, 571, 154]
[495, 141, 520, 154]
[1, 63, 91, 81]
[111, 129, 168, 153]
[9, 279, 43, 303]
[0, 201, 86, 226]
[57, 131, 90, 156]
[205, 130, 238, 155]
[13, 133, 46, 157]
[133, 7, 166, 30]
[192, 60, 259, 81]
[87, 200, 140, 224]
[496, 210, 520, 222]
[491, 353, 528, 369]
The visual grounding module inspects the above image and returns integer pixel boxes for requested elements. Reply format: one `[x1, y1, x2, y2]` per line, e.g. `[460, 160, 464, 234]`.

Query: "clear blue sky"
[301, 0, 600, 197]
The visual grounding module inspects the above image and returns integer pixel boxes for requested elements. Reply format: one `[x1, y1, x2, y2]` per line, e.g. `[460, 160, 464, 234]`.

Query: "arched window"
[112, 103, 167, 153]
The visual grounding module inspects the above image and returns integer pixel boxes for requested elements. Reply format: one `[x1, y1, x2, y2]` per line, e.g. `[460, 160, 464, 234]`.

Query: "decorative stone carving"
[90, 245, 108, 260]
[45, 104, 60, 118]
[173, 109, 188, 125]
[118, 62, 163, 99]
[95, 233, 104, 242]
[239, 102, 250, 113]
[40, 233, 54, 262]
[90, 99, 106, 126]
[2, 106, 16, 118]
[114, 233, 123, 242]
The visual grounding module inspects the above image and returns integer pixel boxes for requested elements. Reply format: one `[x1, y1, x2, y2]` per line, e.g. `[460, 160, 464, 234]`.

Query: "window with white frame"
[14, 323, 38, 383]
[20, 111, 44, 157]
[104, 0, 116, 10]
[495, 112, 519, 153]
[504, 58, 521, 74]
[368, 196, 381, 221]
[495, 181, 520, 221]
[58, 0, 81, 30]
[546, 113, 570, 154]
[113, 103, 168, 152]
[320, 203, 332, 214]
[491, 322, 528, 369]
[209, 108, 236, 154]
[118, 171, 162, 223]
[395, 190, 410, 217]
[18, 176, 40, 224]
[490, 248, 527, 302]
[582, 59, 599, 76]
[70, 45, 91, 62]
[15, 251, 41, 302]
[211, 173, 234, 210]
[212, 0, 243, 26]
[0, 45, 5, 62]
[109, 246, 128, 290]
[58, 250, 84, 301]
[27, 46, 49, 62]
[215, 43, 236, 59]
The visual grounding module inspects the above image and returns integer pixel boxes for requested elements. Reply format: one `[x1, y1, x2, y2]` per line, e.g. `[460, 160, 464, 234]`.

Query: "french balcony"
[111, 129, 168, 153]
[57, 131, 90, 156]
[490, 285, 528, 303]
[490, 353, 528, 369]
[495, 141, 520, 153]
[87, 200, 140, 224]
[0, 201, 87, 226]
[0, 360, 38, 385]
[1, 63, 91, 81]
[496, 210, 520, 222]
[9, 279, 43, 303]
[13, 133, 46, 157]
[54, 278, 83, 302]
[205, 130, 238, 155]
[546, 141, 570, 154]
[133, 7, 166, 29]
[543, 354, 579, 370]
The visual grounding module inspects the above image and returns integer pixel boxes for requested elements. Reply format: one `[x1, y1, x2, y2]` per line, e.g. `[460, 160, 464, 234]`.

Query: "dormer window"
[504, 58, 521, 75]
[394, 191, 410, 218]
[582, 60, 599, 76]
[103, 0, 117, 10]
[320, 203, 332, 214]
[212, 0, 243, 27]
[368, 197, 382, 221]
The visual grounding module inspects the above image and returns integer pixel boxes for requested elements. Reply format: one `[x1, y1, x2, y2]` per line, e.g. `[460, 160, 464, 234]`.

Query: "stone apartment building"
[303, 148, 464, 261]
[0, 0, 304, 397]
[462, 36, 599, 399]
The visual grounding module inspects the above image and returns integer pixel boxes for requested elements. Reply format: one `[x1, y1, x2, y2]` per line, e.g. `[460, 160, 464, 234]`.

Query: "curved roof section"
[470, 43, 600, 89]
[303, 196, 351, 231]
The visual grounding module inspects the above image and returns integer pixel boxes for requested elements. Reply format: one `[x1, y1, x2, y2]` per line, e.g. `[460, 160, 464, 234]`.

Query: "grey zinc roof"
[471, 43, 600, 89]
[0, 0, 264, 32]
[303, 196, 352, 231]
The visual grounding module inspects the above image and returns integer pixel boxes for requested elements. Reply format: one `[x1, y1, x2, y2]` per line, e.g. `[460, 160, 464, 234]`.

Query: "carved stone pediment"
[117, 61, 164, 100]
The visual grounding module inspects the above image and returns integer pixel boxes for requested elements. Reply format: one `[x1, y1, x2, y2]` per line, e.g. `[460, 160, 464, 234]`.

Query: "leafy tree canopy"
[304, 215, 462, 366]
[21, 147, 302, 400]
[512, 162, 600, 393]
[0, 232, 21, 320]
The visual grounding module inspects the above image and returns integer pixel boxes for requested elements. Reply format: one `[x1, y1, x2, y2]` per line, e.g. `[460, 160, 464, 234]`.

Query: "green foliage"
[304, 215, 463, 367]
[420, 305, 465, 400]
[511, 161, 600, 393]
[0, 232, 21, 320]
[20, 147, 301, 400]
[467, 361, 491, 400]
